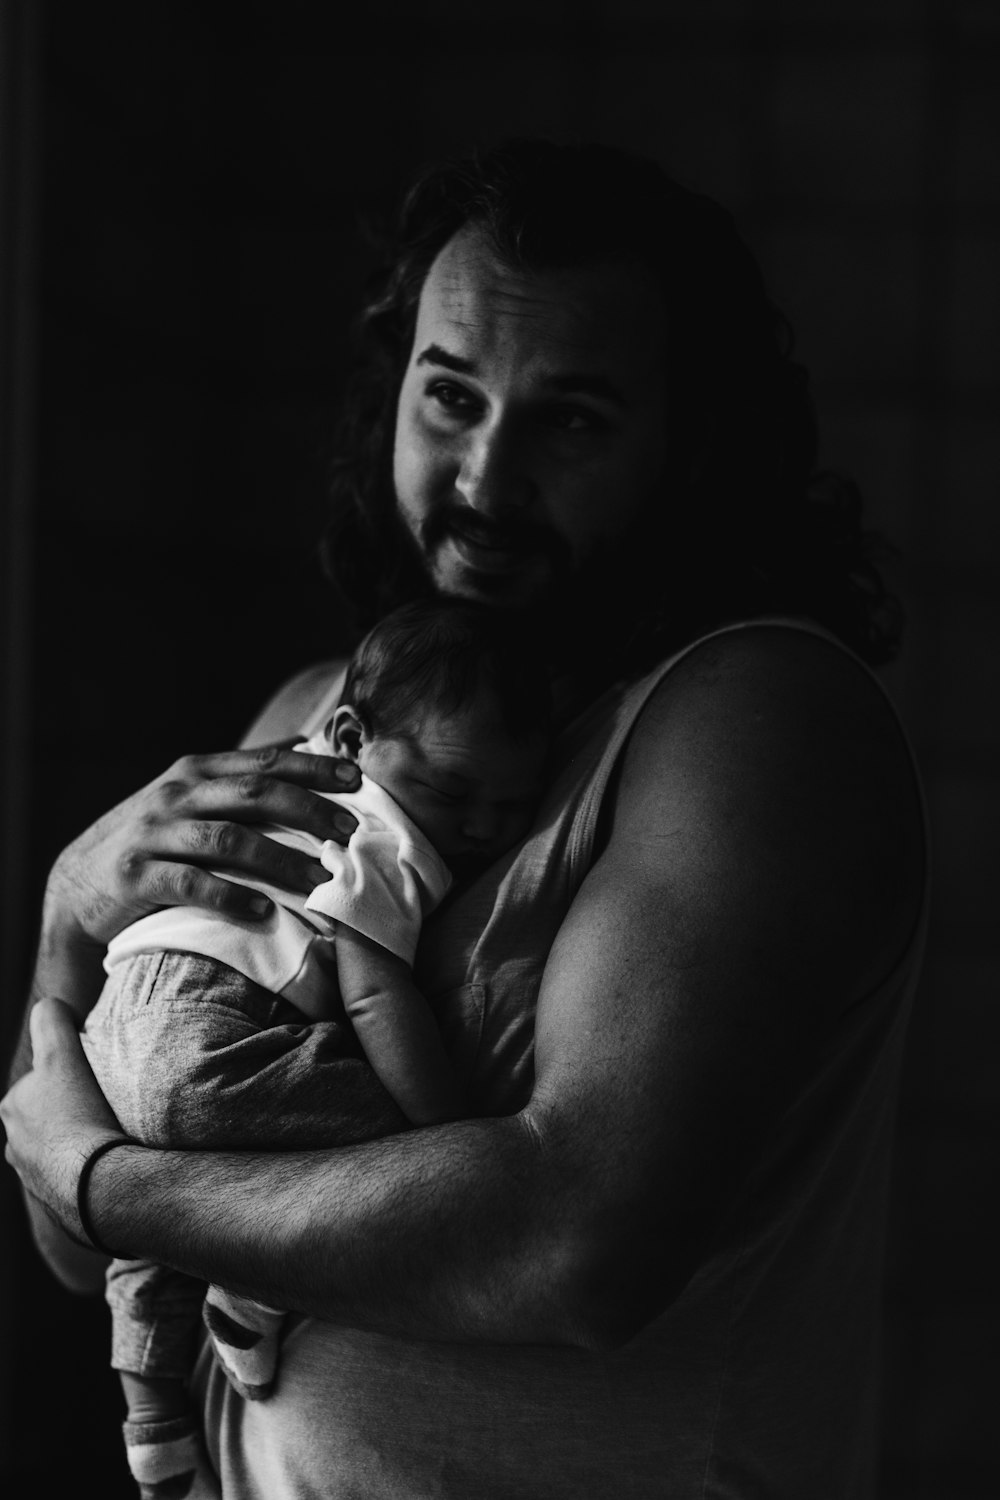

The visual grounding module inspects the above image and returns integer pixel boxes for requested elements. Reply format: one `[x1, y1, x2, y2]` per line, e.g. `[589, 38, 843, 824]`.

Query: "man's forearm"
[22, 1191, 109, 1294]
[85, 1113, 592, 1347]
[7, 906, 112, 1292]
[9, 897, 107, 1090]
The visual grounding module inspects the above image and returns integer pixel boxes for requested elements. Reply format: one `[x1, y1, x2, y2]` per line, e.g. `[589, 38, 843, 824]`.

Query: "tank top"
[199, 618, 928, 1500]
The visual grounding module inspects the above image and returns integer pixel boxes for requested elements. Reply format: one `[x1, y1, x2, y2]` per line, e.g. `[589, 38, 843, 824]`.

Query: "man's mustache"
[421, 505, 569, 570]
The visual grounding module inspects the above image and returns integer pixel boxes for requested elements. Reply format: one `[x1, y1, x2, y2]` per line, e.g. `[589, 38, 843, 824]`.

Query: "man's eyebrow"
[415, 344, 477, 375]
[415, 344, 628, 407]
[543, 373, 628, 408]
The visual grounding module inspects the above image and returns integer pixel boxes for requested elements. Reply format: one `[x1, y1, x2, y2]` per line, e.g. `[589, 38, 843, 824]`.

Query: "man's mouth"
[409, 505, 571, 597]
[446, 526, 529, 573]
[439, 514, 546, 575]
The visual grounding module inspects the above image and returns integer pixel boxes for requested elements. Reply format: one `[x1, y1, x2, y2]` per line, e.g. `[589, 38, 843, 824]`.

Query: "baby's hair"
[339, 598, 552, 742]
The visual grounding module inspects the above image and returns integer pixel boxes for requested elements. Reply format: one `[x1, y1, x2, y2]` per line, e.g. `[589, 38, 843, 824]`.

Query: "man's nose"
[455, 422, 534, 516]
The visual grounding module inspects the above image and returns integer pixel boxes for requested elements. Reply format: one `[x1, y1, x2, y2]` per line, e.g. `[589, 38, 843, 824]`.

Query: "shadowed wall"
[2, 2, 997, 1495]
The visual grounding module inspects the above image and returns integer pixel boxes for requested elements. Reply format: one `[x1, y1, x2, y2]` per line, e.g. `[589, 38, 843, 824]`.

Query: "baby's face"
[357, 698, 547, 877]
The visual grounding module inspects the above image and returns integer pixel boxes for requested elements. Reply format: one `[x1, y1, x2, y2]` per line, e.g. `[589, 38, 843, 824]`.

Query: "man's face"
[392, 227, 669, 611]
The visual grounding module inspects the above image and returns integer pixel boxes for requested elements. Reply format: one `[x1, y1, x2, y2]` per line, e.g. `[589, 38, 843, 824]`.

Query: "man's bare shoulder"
[240, 659, 348, 748]
[602, 623, 926, 1004]
[619, 623, 917, 799]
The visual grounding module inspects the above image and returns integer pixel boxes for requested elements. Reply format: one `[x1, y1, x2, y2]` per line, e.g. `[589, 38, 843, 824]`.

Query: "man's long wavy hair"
[321, 138, 901, 670]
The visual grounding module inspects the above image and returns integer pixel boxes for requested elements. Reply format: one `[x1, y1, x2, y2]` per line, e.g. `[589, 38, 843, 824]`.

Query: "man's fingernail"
[248, 895, 270, 916]
[334, 763, 356, 784]
[333, 814, 355, 836]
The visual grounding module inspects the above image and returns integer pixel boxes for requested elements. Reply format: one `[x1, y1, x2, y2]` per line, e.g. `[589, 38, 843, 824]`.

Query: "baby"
[82, 597, 551, 1500]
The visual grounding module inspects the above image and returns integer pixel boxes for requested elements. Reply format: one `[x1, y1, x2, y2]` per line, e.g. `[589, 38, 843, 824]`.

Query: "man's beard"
[420, 502, 571, 595]
[395, 500, 657, 670]
[395, 501, 568, 616]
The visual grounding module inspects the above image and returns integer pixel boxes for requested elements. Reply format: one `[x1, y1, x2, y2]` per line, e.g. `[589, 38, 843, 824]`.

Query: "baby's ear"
[330, 705, 366, 762]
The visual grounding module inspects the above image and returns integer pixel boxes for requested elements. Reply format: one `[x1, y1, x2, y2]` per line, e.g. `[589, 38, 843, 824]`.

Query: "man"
[3, 141, 926, 1497]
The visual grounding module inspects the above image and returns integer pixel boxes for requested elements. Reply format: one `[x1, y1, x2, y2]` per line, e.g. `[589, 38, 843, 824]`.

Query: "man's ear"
[330, 705, 367, 763]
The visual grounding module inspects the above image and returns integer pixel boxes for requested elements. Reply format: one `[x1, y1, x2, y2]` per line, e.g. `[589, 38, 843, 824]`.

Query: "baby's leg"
[105, 1257, 220, 1500]
[120, 1373, 219, 1500]
[89, 949, 407, 1421]
[201, 1287, 286, 1401]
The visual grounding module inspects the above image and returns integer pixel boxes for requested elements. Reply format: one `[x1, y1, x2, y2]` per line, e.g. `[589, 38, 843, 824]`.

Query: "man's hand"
[2, 999, 125, 1244]
[49, 744, 362, 950]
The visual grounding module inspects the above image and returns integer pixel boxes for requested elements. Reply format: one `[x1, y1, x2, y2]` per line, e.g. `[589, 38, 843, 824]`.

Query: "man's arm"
[239, 659, 346, 748]
[4, 629, 925, 1346]
[6, 992, 123, 1293]
[9, 662, 353, 1077]
[4, 663, 357, 1289]
[5, 892, 125, 1293]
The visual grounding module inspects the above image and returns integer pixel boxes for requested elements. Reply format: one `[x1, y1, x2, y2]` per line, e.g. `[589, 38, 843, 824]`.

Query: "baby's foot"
[123, 1414, 221, 1500]
[203, 1289, 284, 1400]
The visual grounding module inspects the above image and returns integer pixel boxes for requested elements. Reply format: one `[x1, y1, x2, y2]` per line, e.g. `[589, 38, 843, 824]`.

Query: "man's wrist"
[39, 876, 93, 956]
[76, 1135, 132, 1256]
[34, 889, 108, 1022]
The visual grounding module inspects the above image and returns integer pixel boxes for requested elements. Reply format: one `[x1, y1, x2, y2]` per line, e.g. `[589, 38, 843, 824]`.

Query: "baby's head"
[330, 599, 551, 875]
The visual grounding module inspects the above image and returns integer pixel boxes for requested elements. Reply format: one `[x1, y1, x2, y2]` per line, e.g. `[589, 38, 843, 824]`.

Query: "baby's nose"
[461, 805, 501, 845]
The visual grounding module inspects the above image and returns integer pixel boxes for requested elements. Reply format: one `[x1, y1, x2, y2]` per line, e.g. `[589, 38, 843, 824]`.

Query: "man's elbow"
[28, 1205, 108, 1296]
[559, 1281, 682, 1355]
[539, 1231, 691, 1354]
[501, 1116, 698, 1351]
[558, 1300, 652, 1354]
[47, 1254, 108, 1297]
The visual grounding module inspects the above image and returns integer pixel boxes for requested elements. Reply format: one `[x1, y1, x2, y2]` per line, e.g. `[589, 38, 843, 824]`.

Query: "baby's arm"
[334, 927, 465, 1126]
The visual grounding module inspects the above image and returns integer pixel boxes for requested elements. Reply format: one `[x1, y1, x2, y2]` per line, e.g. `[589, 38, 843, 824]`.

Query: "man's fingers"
[40, 744, 362, 948]
[114, 814, 355, 916]
[3, 1000, 125, 1244]
[178, 747, 360, 793]
[135, 847, 328, 912]
[131, 858, 276, 914]
[169, 824, 331, 893]
[165, 773, 359, 845]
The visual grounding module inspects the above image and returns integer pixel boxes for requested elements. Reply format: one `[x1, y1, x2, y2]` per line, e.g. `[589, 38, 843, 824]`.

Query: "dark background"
[2, 1, 998, 1495]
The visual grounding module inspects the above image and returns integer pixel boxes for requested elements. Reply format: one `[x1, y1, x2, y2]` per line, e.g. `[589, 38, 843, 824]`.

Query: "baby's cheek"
[420, 809, 458, 858]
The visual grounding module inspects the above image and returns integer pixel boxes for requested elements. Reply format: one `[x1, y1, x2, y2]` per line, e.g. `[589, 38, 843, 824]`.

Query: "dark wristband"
[76, 1136, 127, 1256]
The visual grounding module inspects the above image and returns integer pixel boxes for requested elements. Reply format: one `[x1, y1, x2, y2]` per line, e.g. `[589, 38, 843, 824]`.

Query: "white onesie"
[103, 733, 452, 1016]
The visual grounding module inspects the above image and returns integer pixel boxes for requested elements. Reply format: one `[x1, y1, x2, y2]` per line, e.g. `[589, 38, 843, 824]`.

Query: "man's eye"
[543, 405, 603, 433]
[427, 382, 479, 415]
